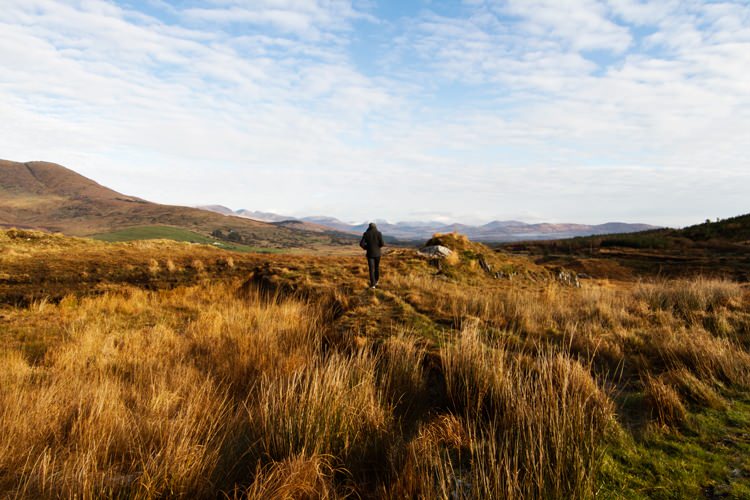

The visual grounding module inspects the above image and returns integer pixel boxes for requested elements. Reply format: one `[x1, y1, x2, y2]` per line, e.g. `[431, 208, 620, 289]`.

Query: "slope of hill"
[502, 213, 750, 280]
[678, 213, 750, 242]
[0, 160, 354, 248]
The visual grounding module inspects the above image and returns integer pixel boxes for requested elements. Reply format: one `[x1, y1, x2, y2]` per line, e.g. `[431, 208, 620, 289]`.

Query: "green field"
[91, 225, 283, 253]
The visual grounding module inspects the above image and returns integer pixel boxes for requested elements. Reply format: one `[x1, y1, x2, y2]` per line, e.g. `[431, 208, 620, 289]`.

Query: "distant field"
[92, 225, 283, 253]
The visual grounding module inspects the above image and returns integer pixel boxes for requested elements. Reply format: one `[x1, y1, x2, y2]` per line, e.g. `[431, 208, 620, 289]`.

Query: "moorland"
[1, 221, 749, 498]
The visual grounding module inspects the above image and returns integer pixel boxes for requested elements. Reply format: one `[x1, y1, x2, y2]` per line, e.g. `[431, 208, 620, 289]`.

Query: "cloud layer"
[1, 0, 748, 226]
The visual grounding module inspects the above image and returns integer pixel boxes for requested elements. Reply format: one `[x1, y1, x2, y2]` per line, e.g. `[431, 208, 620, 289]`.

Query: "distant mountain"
[197, 208, 659, 242]
[197, 206, 291, 222]
[0, 160, 354, 248]
[300, 218, 657, 242]
[197, 206, 344, 234]
[271, 219, 349, 234]
[236, 209, 292, 223]
[301, 216, 363, 233]
[196, 204, 235, 216]
[501, 213, 750, 281]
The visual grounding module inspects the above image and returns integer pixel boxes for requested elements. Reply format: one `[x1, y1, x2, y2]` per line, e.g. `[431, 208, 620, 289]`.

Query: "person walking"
[360, 222, 384, 288]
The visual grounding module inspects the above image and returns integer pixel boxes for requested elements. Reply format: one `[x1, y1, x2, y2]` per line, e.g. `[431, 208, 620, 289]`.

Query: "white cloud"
[0, 0, 748, 227]
[606, 0, 676, 26]
[182, 0, 369, 39]
[501, 0, 633, 53]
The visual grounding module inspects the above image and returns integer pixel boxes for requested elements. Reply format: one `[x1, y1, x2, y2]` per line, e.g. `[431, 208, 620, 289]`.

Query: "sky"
[1, 0, 749, 227]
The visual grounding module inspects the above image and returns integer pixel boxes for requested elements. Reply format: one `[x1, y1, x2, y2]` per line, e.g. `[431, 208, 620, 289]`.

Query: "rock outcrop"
[419, 245, 454, 259]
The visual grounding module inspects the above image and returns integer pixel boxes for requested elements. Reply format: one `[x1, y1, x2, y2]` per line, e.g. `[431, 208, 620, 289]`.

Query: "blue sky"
[1, 0, 749, 226]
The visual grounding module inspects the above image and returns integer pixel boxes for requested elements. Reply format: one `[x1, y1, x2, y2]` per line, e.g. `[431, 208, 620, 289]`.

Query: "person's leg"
[373, 256, 380, 285]
[367, 258, 376, 287]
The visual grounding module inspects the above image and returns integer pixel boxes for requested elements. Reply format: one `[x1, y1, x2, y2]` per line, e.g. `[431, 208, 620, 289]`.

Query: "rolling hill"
[501, 213, 750, 280]
[0, 160, 354, 249]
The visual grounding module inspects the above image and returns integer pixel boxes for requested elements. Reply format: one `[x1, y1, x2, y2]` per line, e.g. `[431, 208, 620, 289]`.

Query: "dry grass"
[237, 454, 341, 500]
[643, 374, 688, 428]
[661, 368, 726, 410]
[1, 231, 750, 498]
[0, 280, 622, 498]
[635, 277, 743, 318]
[430, 327, 615, 499]
[0, 284, 330, 497]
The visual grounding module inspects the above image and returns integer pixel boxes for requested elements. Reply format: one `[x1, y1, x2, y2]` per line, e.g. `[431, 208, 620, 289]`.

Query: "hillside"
[0, 160, 354, 249]
[501, 213, 750, 281]
[679, 213, 750, 242]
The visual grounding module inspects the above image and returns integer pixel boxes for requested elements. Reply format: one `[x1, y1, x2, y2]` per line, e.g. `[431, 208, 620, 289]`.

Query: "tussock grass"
[643, 374, 687, 428]
[636, 277, 742, 318]
[431, 327, 616, 499]
[0, 284, 327, 497]
[237, 453, 341, 499]
[391, 272, 750, 389]
[647, 326, 750, 388]
[662, 368, 726, 410]
[0, 280, 627, 498]
[251, 352, 392, 473]
[1, 233, 750, 498]
[377, 334, 427, 414]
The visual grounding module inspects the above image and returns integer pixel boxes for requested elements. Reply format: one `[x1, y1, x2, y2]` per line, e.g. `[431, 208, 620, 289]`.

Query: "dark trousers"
[367, 257, 380, 286]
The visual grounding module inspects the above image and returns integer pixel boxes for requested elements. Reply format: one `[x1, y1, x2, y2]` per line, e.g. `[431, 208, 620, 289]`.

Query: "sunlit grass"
[1, 230, 749, 497]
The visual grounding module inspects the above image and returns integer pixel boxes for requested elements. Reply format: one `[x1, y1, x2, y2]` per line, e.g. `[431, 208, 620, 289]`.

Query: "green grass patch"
[599, 397, 750, 499]
[91, 225, 284, 253]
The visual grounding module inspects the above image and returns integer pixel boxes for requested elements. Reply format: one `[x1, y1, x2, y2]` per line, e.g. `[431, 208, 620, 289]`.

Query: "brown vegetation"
[1, 229, 749, 497]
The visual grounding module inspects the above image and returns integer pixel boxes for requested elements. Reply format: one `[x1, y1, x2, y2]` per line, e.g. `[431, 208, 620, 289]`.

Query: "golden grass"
[643, 374, 687, 428]
[0, 279, 612, 498]
[433, 327, 615, 498]
[1, 231, 750, 498]
[662, 368, 726, 410]
[635, 277, 743, 318]
[236, 453, 340, 499]
[0, 284, 325, 497]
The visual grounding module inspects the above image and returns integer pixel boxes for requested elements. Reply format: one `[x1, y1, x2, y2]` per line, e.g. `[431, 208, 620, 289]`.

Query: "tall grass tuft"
[636, 277, 742, 318]
[643, 374, 687, 428]
[2, 258, 750, 498]
[377, 334, 428, 415]
[419, 326, 617, 499]
[647, 326, 750, 388]
[234, 454, 342, 500]
[250, 351, 392, 484]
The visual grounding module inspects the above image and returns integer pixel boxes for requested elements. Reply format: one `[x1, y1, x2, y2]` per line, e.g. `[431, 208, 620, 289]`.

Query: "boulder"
[419, 245, 454, 259]
[556, 269, 581, 288]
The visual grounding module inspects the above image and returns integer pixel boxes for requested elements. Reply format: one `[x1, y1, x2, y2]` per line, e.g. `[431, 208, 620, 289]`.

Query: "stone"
[419, 245, 454, 259]
[557, 270, 581, 288]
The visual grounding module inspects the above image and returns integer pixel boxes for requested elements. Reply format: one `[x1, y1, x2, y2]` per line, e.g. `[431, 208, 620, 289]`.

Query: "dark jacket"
[360, 224, 384, 258]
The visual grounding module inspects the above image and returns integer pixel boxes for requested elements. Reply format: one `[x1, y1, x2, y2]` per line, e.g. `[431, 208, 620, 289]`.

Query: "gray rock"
[557, 270, 581, 288]
[419, 245, 454, 258]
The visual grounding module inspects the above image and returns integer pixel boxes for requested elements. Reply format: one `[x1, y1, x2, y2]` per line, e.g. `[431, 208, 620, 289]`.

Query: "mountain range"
[197, 206, 659, 242]
[0, 160, 354, 248]
[0, 158, 658, 246]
